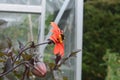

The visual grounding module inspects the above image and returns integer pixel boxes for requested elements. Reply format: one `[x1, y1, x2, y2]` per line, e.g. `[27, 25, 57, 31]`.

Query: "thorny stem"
[12, 47, 31, 65]
[0, 41, 50, 77]
[0, 61, 29, 77]
[12, 41, 50, 65]
[53, 55, 61, 70]
[21, 66, 30, 80]
[56, 49, 81, 69]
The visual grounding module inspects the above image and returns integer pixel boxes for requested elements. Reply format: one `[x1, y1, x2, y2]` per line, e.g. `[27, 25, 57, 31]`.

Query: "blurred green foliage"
[104, 50, 120, 80]
[83, 0, 120, 80]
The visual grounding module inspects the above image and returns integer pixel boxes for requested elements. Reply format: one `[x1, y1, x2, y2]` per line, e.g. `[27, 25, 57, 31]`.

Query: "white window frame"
[0, 3, 42, 14]
[75, 0, 83, 80]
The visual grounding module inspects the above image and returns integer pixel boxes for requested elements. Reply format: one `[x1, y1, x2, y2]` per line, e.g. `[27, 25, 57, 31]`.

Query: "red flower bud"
[32, 62, 47, 77]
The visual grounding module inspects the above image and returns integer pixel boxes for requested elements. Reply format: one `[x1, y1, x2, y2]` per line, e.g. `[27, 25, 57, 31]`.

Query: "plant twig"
[12, 41, 50, 65]
[0, 61, 29, 77]
[21, 66, 30, 80]
[56, 49, 81, 68]
[0, 41, 50, 77]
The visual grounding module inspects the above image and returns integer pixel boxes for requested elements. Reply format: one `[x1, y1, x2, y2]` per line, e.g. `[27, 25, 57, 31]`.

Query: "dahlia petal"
[50, 22, 64, 57]
[53, 43, 64, 57]
[50, 35, 58, 43]
[59, 43, 64, 56]
[54, 44, 60, 55]
[51, 22, 61, 34]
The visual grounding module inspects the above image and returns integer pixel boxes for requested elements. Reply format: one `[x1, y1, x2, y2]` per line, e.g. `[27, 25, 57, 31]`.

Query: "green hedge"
[83, 0, 120, 80]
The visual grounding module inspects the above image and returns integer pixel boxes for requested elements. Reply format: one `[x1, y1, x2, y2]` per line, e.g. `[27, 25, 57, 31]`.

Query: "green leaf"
[4, 58, 13, 72]
[22, 53, 32, 61]
[17, 40, 24, 49]
[0, 59, 6, 62]
[63, 76, 68, 80]
[48, 63, 55, 70]
[0, 52, 6, 57]
[69, 49, 81, 57]
[6, 37, 12, 48]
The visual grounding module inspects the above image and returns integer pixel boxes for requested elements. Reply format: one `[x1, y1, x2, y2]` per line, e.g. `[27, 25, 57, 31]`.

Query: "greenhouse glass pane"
[45, 0, 64, 35]
[0, 0, 41, 5]
[44, 0, 65, 61]
[0, 13, 40, 49]
[59, 0, 76, 80]
[45, 0, 76, 80]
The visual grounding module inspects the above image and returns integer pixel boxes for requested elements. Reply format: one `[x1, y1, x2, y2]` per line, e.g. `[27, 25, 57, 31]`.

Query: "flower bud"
[32, 62, 47, 77]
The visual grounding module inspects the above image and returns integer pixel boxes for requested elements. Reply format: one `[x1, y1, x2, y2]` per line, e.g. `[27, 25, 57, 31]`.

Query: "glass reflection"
[0, 13, 40, 48]
[45, 0, 76, 80]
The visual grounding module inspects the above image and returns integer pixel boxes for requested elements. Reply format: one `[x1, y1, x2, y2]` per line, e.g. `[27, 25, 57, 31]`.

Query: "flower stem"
[0, 61, 29, 77]
[12, 41, 50, 65]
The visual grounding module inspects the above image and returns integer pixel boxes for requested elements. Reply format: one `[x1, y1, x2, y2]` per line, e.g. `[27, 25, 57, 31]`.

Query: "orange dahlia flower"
[50, 22, 64, 57]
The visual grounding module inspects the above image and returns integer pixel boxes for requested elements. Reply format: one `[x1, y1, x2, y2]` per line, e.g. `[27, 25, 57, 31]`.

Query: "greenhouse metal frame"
[0, 0, 83, 80]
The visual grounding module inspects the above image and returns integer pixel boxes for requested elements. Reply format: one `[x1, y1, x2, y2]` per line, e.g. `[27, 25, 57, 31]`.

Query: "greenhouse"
[0, 0, 82, 80]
